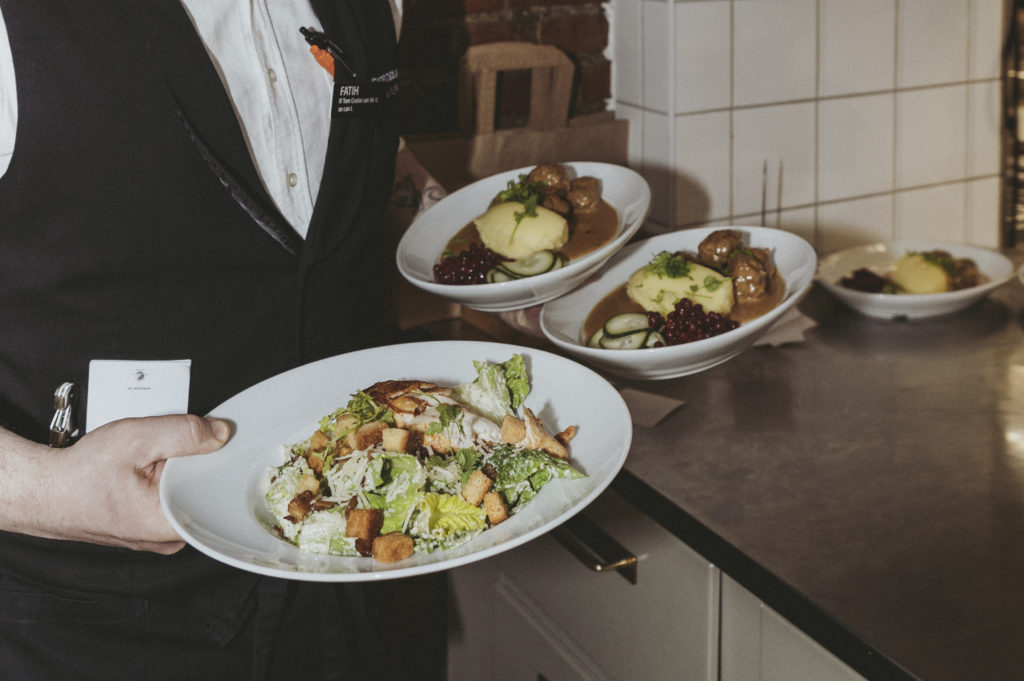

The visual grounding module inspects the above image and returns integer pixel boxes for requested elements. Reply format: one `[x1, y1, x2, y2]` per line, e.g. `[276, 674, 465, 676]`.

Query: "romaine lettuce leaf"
[451, 354, 530, 424]
[486, 444, 584, 508]
[265, 463, 310, 541]
[378, 454, 429, 534]
[412, 492, 486, 539]
[295, 508, 353, 554]
[381, 491, 421, 534]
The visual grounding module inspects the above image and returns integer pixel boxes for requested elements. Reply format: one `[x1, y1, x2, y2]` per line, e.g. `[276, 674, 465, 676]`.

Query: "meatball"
[541, 194, 571, 216]
[566, 187, 600, 213]
[527, 163, 571, 196]
[571, 176, 601, 195]
[698, 229, 743, 269]
[950, 257, 980, 290]
[925, 250, 978, 291]
[561, 177, 601, 214]
[728, 249, 773, 302]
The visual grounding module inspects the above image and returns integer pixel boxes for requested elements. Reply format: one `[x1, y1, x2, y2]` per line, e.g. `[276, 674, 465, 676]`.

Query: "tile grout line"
[891, 0, 901, 242]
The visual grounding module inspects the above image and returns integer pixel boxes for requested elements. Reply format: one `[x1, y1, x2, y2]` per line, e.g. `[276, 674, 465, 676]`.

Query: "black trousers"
[0, 573, 402, 681]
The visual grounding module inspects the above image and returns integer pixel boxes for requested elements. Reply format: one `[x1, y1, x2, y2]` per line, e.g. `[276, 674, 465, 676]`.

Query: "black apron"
[0, 1, 402, 678]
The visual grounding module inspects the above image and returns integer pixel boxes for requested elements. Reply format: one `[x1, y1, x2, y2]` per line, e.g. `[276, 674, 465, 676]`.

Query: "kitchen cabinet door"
[720, 575, 867, 681]
[490, 580, 609, 681]
[447, 488, 720, 681]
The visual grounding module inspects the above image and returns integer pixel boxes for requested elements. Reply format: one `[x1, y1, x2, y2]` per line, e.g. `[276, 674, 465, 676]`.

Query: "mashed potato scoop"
[474, 202, 569, 260]
[626, 252, 734, 316]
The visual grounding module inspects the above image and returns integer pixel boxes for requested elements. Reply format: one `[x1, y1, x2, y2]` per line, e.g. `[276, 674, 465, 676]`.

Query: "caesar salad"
[263, 354, 583, 564]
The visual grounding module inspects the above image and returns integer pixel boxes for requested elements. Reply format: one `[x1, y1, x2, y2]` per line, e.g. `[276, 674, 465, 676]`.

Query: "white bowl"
[539, 226, 817, 381]
[396, 162, 650, 312]
[816, 241, 1015, 321]
[161, 341, 631, 581]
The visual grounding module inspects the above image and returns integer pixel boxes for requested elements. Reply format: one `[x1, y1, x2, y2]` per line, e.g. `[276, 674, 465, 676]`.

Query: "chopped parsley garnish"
[917, 251, 957, 275]
[426, 403, 465, 436]
[321, 391, 394, 434]
[703, 275, 725, 291]
[497, 174, 545, 244]
[346, 391, 393, 425]
[645, 251, 694, 279]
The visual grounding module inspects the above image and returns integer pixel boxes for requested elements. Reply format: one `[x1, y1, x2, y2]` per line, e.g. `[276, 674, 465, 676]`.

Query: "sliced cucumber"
[602, 312, 650, 338]
[486, 268, 515, 283]
[591, 314, 665, 350]
[502, 250, 564, 278]
[599, 328, 651, 350]
[644, 331, 666, 348]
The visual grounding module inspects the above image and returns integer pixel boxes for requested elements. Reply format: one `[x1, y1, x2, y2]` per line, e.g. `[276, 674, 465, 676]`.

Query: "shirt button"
[287, 173, 298, 187]
[268, 68, 278, 83]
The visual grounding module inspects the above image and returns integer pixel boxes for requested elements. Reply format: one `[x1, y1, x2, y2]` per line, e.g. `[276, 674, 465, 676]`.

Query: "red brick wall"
[397, 0, 612, 134]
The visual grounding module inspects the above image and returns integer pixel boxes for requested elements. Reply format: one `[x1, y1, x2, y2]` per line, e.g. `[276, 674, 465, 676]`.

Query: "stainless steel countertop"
[615, 273, 1024, 681]
[421, 262, 1024, 681]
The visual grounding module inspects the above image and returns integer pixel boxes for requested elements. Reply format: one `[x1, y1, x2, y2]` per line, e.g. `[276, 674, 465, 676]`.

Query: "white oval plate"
[816, 241, 1015, 320]
[539, 226, 817, 381]
[396, 162, 650, 312]
[160, 341, 631, 582]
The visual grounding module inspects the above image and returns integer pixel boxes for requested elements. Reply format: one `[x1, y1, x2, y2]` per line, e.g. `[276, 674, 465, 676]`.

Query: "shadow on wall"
[638, 164, 712, 235]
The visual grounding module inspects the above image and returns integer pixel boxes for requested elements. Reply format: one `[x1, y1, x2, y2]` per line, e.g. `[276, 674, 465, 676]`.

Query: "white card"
[85, 359, 192, 433]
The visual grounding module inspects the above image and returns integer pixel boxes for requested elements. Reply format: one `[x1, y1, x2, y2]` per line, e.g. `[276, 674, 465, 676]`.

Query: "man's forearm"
[0, 426, 52, 537]
[0, 415, 229, 552]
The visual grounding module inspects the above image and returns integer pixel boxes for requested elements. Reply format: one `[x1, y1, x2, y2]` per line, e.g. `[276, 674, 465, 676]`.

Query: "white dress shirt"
[0, 1, 401, 237]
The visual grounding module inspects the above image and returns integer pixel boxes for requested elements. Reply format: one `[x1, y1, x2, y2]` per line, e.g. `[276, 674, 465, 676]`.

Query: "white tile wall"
[732, 102, 817, 215]
[774, 205, 816, 247]
[897, 0, 969, 88]
[673, 110, 732, 225]
[895, 85, 967, 188]
[818, 93, 894, 202]
[967, 176, 1002, 244]
[818, 0, 895, 97]
[971, 0, 1006, 80]
[613, 0, 1006, 250]
[642, 0, 674, 113]
[613, 0, 644, 107]
[674, 0, 731, 112]
[641, 110, 673, 224]
[733, 0, 817, 106]
[968, 80, 1002, 176]
[818, 194, 895, 252]
[895, 184, 968, 241]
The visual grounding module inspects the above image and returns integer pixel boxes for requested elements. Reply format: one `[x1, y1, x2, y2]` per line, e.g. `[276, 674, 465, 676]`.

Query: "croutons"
[309, 429, 330, 452]
[461, 469, 494, 507]
[382, 427, 416, 453]
[287, 490, 315, 522]
[345, 508, 384, 541]
[334, 413, 358, 436]
[296, 473, 319, 495]
[372, 532, 415, 563]
[483, 492, 509, 526]
[306, 450, 327, 474]
[345, 420, 388, 450]
[306, 430, 332, 473]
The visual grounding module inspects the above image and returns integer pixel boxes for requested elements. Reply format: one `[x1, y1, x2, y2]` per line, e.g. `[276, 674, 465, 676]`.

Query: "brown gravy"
[444, 200, 619, 262]
[583, 273, 786, 341]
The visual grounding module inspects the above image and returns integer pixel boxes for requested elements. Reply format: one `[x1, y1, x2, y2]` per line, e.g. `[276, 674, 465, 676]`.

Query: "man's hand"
[0, 415, 230, 554]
